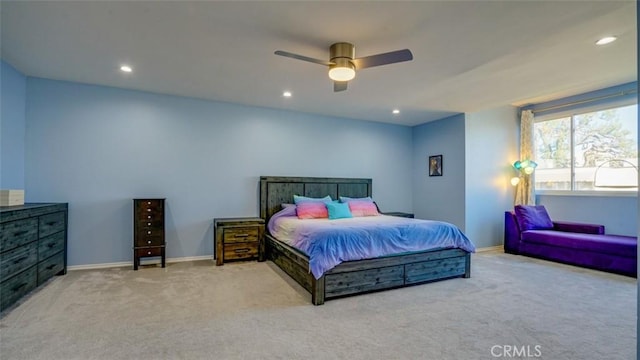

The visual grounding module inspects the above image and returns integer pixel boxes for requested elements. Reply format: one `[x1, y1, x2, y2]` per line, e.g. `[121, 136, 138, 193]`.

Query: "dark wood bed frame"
[259, 176, 471, 305]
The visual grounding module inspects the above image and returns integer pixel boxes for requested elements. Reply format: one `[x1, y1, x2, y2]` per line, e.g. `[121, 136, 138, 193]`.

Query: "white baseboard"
[68, 247, 504, 271]
[67, 255, 213, 271]
[476, 245, 503, 253]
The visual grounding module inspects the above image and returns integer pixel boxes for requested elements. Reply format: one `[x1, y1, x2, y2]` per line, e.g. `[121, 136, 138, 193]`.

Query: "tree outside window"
[534, 104, 638, 192]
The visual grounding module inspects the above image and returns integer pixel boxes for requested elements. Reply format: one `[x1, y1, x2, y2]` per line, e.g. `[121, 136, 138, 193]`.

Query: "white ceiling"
[1, 1, 636, 126]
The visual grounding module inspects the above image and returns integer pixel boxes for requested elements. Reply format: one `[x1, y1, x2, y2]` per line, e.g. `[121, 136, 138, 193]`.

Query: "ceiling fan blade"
[334, 81, 348, 92]
[353, 49, 413, 69]
[274, 50, 333, 66]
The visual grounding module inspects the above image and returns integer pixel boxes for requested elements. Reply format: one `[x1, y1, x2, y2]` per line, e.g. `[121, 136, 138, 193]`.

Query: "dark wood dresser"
[214, 217, 264, 266]
[133, 198, 165, 270]
[0, 203, 68, 312]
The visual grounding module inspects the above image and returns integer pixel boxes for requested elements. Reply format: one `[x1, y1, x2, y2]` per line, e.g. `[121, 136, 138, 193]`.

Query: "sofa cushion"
[521, 230, 637, 258]
[514, 205, 554, 231]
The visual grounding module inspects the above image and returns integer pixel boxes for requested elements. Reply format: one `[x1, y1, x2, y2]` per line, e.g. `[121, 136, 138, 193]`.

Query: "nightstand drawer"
[223, 227, 260, 243]
[223, 242, 258, 261]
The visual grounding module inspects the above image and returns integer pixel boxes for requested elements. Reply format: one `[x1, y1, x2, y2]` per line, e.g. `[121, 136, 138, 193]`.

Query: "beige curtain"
[514, 110, 535, 205]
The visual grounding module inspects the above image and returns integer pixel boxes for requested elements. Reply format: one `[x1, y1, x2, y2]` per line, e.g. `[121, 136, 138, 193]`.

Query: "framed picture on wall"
[429, 155, 443, 176]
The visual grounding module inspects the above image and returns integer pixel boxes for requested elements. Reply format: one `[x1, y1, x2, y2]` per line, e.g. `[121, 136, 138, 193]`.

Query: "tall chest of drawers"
[0, 203, 68, 312]
[133, 198, 165, 270]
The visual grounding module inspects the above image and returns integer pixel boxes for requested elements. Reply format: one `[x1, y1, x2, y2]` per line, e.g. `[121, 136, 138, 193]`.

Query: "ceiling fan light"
[328, 58, 355, 81]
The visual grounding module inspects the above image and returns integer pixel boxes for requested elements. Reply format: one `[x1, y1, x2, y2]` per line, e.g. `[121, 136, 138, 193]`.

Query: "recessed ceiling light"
[120, 65, 133, 73]
[392, 109, 400, 115]
[283, 91, 292, 97]
[596, 36, 617, 45]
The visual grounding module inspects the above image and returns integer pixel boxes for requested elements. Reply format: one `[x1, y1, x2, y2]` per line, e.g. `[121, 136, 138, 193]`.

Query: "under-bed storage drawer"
[325, 265, 405, 298]
[404, 256, 467, 284]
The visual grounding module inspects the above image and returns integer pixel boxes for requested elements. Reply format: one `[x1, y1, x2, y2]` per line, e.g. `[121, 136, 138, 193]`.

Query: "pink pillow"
[296, 202, 328, 219]
[347, 200, 380, 217]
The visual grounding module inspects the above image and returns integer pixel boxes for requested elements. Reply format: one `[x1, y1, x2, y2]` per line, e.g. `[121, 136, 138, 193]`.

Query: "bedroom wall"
[1, 60, 27, 189]
[537, 195, 637, 236]
[412, 114, 466, 230]
[24, 78, 414, 267]
[464, 106, 519, 248]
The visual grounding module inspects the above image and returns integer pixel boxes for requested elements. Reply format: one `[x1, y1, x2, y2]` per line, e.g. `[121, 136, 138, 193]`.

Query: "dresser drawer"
[135, 201, 163, 215]
[1, 241, 38, 282]
[38, 251, 65, 285]
[39, 231, 65, 261]
[223, 227, 260, 243]
[223, 242, 258, 261]
[135, 235, 164, 247]
[135, 247, 164, 258]
[39, 212, 66, 238]
[137, 219, 164, 230]
[0, 266, 37, 312]
[0, 218, 38, 253]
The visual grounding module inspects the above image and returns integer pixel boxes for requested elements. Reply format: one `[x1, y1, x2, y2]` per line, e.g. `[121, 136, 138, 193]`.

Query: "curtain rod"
[531, 88, 638, 114]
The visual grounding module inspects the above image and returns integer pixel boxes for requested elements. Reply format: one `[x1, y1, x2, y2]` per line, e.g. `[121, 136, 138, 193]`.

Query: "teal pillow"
[326, 202, 353, 220]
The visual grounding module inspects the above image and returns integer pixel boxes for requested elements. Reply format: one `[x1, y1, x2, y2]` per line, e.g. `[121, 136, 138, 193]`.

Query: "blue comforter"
[269, 208, 475, 279]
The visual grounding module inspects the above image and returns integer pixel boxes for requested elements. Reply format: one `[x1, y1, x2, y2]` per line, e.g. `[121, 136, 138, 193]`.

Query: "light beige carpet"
[0, 251, 636, 360]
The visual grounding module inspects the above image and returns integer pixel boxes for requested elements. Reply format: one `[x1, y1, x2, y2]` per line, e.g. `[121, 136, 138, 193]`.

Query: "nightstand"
[214, 217, 264, 266]
[381, 212, 415, 218]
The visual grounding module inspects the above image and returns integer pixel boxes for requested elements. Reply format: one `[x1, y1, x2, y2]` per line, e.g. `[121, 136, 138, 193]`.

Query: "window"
[534, 104, 638, 192]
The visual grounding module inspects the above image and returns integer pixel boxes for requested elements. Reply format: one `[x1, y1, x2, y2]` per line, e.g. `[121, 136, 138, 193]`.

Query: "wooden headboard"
[259, 176, 372, 224]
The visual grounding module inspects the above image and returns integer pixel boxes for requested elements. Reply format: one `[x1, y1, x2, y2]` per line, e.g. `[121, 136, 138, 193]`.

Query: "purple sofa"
[504, 206, 637, 277]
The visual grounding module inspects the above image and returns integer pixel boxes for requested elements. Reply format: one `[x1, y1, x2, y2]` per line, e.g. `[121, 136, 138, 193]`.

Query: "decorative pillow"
[281, 203, 296, 209]
[293, 195, 332, 205]
[296, 202, 328, 219]
[347, 200, 380, 217]
[326, 202, 353, 220]
[339, 196, 373, 203]
[514, 205, 553, 231]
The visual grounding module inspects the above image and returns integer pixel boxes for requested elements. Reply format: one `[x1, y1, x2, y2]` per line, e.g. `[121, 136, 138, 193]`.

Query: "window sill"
[536, 190, 638, 198]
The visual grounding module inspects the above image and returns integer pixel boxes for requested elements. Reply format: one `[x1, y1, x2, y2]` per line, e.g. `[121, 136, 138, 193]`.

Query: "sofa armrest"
[553, 221, 605, 235]
[504, 211, 521, 254]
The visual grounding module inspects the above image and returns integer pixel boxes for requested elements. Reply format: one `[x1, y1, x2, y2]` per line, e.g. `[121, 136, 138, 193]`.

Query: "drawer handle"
[13, 256, 28, 265]
[147, 251, 152, 255]
[13, 230, 28, 236]
[233, 234, 249, 238]
[147, 240, 152, 244]
[47, 243, 55, 248]
[234, 248, 250, 253]
[46, 221, 57, 226]
[46, 264, 57, 270]
[12, 282, 27, 292]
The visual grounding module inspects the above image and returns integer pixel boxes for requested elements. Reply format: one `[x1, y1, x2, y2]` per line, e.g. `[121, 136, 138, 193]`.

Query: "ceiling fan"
[274, 42, 413, 92]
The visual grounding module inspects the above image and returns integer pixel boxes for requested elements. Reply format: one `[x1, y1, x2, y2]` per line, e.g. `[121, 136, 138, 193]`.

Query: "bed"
[259, 176, 473, 305]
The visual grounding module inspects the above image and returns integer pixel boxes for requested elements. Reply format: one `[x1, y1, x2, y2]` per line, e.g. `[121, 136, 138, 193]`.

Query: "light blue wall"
[537, 195, 637, 236]
[0, 60, 26, 189]
[25, 78, 413, 266]
[465, 106, 519, 248]
[412, 114, 466, 230]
